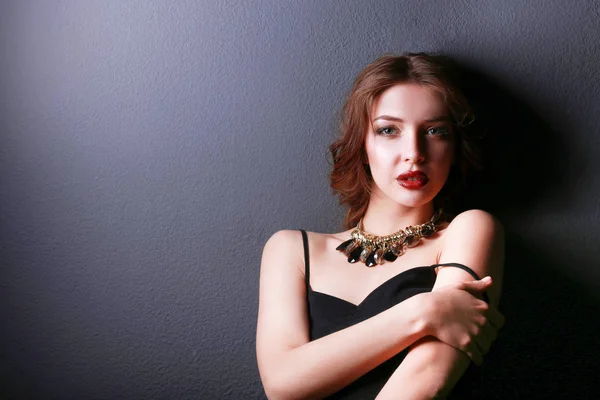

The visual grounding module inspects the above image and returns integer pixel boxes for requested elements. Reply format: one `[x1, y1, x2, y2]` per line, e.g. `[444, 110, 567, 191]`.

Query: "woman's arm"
[256, 229, 493, 399]
[375, 209, 505, 399]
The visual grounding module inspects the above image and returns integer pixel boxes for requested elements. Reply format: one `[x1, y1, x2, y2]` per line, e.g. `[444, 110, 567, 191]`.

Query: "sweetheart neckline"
[308, 265, 435, 308]
[307, 262, 483, 308]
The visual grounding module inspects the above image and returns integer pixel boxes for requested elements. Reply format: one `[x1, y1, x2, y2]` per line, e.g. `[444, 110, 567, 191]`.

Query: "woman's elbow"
[260, 365, 304, 400]
[262, 378, 291, 400]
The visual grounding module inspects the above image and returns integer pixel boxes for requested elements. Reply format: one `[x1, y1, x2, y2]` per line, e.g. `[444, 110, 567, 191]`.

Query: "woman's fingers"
[475, 327, 493, 356]
[463, 319, 497, 366]
[469, 328, 494, 366]
[471, 319, 499, 365]
[488, 309, 506, 330]
[457, 277, 493, 297]
[482, 320, 498, 342]
[465, 342, 483, 366]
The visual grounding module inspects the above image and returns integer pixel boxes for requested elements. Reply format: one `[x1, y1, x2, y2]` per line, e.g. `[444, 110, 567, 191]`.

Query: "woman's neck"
[360, 198, 436, 236]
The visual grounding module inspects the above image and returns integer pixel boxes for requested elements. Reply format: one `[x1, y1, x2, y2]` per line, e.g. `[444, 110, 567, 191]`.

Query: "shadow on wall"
[453, 62, 576, 214]
[447, 63, 600, 398]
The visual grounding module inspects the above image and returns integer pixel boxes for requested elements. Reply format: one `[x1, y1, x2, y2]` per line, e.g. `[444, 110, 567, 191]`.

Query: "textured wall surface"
[1, 0, 599, 398]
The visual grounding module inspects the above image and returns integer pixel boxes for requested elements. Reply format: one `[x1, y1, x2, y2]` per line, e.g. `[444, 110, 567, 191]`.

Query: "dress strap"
[432, 262, 490, 303]
[300, 230, 310, 288]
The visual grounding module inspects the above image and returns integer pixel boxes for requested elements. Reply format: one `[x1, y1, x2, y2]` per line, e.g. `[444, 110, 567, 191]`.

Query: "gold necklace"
[336, 209, 442, 267]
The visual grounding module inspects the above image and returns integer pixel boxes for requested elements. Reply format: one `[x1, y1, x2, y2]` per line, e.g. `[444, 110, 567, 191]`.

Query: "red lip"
[396, 170, 429, 189]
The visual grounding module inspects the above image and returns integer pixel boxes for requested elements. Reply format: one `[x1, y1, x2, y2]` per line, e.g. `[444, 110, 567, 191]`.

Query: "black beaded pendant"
[365, 251, 377, 267]
[343, 241, 360, 256]
[421, 224, 434, 238]
[347, 246, 363, 263]
[336, 238, 354, 251]
[383, 251, 397, 262]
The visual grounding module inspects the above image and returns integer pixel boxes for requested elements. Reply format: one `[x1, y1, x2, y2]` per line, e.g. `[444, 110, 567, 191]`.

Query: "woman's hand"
[424, 277, 505, 366]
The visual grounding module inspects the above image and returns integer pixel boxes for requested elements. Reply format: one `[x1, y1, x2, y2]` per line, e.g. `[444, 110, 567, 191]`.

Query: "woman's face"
[364, 83, 455, 208]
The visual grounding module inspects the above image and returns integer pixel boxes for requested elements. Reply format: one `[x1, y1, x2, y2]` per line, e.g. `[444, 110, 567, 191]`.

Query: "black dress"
[300, 229, 488, 399]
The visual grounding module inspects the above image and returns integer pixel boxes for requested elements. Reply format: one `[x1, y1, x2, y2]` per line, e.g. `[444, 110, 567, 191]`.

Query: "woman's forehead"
[371, 83, 448, 121]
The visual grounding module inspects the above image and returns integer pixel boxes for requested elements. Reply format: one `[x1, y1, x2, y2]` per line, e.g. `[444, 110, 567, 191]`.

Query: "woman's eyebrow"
[372, 115, 450, 122]
[373, 115, 404, 122]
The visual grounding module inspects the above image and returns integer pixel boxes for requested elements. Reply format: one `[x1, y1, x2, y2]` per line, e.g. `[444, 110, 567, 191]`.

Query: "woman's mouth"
[397, 171, 429, 189]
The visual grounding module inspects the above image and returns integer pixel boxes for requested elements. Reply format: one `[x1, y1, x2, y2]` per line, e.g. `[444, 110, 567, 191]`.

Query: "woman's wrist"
[399, 292, 436, 340]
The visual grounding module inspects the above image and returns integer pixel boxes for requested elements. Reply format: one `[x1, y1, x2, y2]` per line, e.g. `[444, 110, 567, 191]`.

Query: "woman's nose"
[402, 132, 426, 164]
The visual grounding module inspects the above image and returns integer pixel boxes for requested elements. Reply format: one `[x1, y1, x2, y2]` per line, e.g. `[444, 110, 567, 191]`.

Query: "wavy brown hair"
[329, 53, 482, 229]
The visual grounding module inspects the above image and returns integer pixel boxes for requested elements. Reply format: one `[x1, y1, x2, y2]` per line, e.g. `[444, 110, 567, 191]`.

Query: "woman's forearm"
[374, 337, 470, 399]
[263, 293, 431, 399]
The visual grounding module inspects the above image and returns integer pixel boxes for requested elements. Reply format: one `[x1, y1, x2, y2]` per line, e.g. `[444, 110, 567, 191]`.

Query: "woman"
[256, 53, 505, 399]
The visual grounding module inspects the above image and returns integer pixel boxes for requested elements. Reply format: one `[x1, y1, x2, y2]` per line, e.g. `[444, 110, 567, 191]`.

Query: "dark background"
[1, 0, 599, 398]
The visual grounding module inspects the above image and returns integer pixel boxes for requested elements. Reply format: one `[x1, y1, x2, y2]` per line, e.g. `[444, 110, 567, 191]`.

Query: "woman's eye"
[376, 127, 397, 136]
[426, 127, 450, 136]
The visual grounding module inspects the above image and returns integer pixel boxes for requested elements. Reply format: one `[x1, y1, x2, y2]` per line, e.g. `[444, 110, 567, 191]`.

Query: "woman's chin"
[383, 195, 436, 209]
[394, 192, 439, 208]
[371, 185, 440, 208]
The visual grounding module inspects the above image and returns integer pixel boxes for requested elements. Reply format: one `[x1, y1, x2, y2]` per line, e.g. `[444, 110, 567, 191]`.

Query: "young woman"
[256, 53, 505, 399]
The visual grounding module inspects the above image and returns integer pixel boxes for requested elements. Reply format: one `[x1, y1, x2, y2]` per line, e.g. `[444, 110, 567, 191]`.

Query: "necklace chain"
[336, 209, 443, 267]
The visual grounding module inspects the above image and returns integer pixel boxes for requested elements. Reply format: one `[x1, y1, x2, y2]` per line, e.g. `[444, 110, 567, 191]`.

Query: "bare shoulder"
[263, 229, 303, 250]
[445, 209, 504, 236]
[261, 229, 339, 271]
[441, 209, 504, 262]
[261, 229, 305, 275]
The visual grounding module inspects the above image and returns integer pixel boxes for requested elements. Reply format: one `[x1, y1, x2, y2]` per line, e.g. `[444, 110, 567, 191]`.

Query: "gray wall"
[1, 0, 599, 398]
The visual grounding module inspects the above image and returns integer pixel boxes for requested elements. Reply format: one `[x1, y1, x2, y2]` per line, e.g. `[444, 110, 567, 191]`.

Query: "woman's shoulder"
[263, 229, 302, 246]
[444, 209, 504, 237]
[261, 229, 350, 278]
[266, 228, 351, 243]
[439, 209, 504, 262]
[438, 209, 505, 271]
[261, 230, 307, 277]
[262, 230, 305, 263]
[263, 228, 352, 258]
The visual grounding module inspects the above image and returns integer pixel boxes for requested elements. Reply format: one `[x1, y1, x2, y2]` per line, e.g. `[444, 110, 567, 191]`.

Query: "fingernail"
[482, 276, 491, 282]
